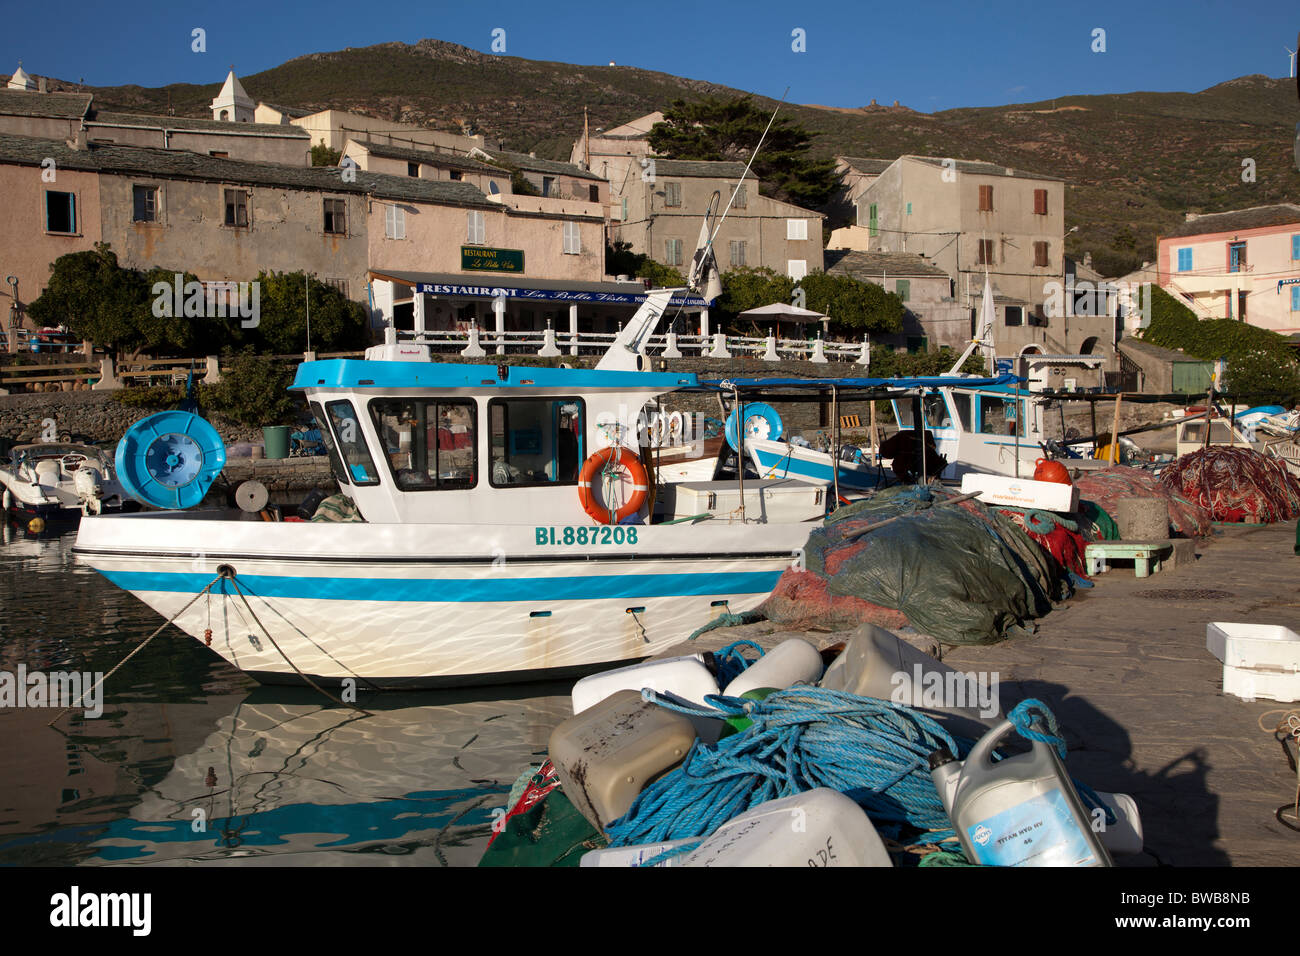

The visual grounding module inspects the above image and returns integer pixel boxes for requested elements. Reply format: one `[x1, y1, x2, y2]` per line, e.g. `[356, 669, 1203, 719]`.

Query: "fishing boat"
[0, 441, 134, 523]
[71, 289, 1019, 689]
[749, 280, 1045, 484]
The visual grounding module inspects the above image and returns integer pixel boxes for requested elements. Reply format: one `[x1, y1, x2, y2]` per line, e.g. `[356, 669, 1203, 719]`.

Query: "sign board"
[416, 282, 710, 308]
[461, 246, 525, 273]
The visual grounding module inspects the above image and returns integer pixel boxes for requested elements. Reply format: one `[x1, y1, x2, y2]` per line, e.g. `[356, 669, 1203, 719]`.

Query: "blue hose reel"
[724, 402, 784, 452]
[115, 411, 226, 510]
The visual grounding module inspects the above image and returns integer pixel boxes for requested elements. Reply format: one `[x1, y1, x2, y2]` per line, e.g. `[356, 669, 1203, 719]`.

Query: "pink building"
[1157, 203, 1300, 334]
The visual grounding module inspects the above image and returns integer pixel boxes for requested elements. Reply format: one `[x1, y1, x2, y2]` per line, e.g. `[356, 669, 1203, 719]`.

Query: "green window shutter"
[896, 279, 910, 302]
[868, 203, 878, 237]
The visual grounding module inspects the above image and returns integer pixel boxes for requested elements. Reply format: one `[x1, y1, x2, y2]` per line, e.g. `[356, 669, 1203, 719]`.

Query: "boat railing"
[398, 327, 873, 365]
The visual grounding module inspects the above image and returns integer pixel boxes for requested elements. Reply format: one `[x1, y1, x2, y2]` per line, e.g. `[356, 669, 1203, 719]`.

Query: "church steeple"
[209, 67, 254, 122]
[8, 61, 36, 91]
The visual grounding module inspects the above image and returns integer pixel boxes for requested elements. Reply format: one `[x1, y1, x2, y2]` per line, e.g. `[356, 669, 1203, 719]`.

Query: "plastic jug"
[930, 750, 1143, 856]
[722, 638, 823, 697]
[571, 654, 719, 714]
[679, 789, 892, 867]
[820, 623, 1001, 741]
[930, 718, 1113, 867]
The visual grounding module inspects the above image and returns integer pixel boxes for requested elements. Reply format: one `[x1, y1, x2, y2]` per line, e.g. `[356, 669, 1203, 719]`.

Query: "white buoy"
[722, 637, 823, 697]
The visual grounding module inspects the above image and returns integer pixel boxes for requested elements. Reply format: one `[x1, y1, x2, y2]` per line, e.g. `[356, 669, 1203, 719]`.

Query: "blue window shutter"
[1292, 285, 1300, 311]
[1292, 234, 1300, 260]
[1178, 248, 1192, 272]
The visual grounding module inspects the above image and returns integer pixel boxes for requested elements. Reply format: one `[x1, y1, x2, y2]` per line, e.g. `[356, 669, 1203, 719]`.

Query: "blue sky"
[4, 0, 1297, 112]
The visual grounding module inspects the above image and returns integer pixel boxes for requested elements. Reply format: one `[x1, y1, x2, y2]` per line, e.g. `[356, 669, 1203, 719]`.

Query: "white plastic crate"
[1206, 622, 1300, 702]
[959, 472, 1079, 512]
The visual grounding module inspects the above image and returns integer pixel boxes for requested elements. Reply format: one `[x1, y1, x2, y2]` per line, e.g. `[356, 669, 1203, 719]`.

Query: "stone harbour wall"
[0, 391, 264, 445]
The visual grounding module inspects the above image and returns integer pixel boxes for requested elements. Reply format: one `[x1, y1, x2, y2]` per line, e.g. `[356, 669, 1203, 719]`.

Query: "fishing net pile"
[762, 485, 1068, 645]
[1159, 446, 1300, 524]
[1071, 465, 1211, 537]
[992, 508, 1089, 576]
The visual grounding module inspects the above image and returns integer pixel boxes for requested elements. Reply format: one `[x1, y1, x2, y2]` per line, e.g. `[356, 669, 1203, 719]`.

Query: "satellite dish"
[115, 411, 226, 510]
[235, 480, 269, 513]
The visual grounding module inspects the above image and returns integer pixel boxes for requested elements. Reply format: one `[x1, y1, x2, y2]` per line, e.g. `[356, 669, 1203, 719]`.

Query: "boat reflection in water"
[84, 685, 571, 866]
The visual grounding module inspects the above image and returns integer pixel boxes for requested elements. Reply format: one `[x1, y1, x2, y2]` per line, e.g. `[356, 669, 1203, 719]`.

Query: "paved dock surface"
[686, 522, 1300, 866]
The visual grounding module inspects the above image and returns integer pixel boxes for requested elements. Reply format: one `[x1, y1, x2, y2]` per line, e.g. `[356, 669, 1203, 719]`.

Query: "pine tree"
[647, 97, 837, 209]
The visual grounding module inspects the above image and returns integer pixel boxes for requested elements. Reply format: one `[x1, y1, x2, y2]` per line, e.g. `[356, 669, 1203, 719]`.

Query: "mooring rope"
[47, 572, 227, 726]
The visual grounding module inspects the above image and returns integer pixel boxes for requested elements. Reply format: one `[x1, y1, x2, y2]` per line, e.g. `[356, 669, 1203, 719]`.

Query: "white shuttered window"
[563, 221, 581, 254]
[467, 210, 486, 244]
[385, 204, 406, 240]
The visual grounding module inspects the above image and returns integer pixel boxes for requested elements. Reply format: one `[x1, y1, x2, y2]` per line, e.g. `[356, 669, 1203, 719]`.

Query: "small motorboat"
[0, 442, 134, 523]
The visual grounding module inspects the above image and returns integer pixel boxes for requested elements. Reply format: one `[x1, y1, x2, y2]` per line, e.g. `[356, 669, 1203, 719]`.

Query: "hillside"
[29, 39, 1300, 277]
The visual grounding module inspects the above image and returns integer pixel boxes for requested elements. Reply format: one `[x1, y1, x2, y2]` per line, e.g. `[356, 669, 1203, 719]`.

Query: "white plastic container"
[571, 654, 719, 714]
[820, 623, 1000, 741]
[960, 472, 1080, 512]
[666, 479, 827, 523]
[579, 838, 695, 867]
[931, 755, 1143, 856]
[931, 719, 1112, 867]
[1206, 622, 1300, 703]
[679, 789, 892, 867]
[722, 638, 823, 698]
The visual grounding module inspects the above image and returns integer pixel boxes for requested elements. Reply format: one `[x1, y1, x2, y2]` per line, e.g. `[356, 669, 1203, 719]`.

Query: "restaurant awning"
[370, 270, 713, 308]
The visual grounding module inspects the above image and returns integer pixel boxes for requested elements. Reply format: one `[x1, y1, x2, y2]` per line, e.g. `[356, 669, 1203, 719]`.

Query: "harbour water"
[0, 522, 570, 867]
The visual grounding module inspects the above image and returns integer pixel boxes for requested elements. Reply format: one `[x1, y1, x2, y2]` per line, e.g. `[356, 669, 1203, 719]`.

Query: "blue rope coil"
[604, 691, 1112, 855]
[606, 686, 962, 848]
[713, 640, 765, 689]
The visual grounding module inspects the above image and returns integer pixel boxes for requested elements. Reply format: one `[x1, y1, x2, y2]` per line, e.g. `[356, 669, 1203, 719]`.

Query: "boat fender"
[722, 637, 824, 697]
[577, 446, 648, 525]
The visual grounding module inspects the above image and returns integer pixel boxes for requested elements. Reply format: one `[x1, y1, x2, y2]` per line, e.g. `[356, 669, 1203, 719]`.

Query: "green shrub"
[206, 352, 301, 426]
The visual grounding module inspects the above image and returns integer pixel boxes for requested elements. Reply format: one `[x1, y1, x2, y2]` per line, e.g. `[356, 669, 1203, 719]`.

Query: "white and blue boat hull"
[73, 514, 811, 688]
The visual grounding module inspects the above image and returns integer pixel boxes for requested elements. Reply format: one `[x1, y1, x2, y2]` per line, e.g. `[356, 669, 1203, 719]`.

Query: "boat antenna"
[684, 88, 789, 308]
[706, 87, 789, 251]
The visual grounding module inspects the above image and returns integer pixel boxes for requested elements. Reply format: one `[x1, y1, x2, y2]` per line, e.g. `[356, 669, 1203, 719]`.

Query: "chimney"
[38, 77, 47, 93]
[66, 127, 87, 151]
[869, 98, 877, 107]
[1083, 252, 1092, 270]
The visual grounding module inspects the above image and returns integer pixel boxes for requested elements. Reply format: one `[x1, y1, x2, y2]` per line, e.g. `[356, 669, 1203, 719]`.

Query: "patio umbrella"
[738, 302, 828, 338]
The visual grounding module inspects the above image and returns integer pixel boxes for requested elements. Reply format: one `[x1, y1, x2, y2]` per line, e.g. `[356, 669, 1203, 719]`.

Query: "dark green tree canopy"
[717, 267, 903, 335]
[647, 97, 838, 209]
[27, 246, 369, 357]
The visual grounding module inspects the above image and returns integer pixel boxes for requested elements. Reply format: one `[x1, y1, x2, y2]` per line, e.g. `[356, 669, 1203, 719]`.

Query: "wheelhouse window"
[488, 397, 584, 488]
[369, 399, 476, 491]
[310, 400, 352, 487]
[324, 399, 379, 485]
[895, 394, 950, 430]
[978, 395, 1024, 437]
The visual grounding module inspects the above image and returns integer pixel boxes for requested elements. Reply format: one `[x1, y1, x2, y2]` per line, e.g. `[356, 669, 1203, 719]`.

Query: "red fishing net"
[996, 510, 1090, 576]
[763, 570, 910, 632]
[1159, 447, 1300, 524]
[1073, 465, 1212, 537]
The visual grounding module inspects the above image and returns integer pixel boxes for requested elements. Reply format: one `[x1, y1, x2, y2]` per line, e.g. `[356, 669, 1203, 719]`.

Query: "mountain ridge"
[8, 39, 1298, 276]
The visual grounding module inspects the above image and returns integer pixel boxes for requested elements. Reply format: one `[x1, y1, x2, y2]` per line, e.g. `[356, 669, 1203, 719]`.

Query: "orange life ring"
[578, 446, 648, 524]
